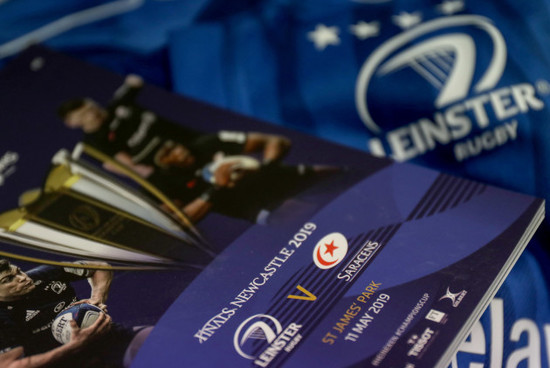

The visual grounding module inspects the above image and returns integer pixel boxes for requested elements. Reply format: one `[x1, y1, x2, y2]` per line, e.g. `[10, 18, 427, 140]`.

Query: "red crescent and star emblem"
[313, 233, 348, 270]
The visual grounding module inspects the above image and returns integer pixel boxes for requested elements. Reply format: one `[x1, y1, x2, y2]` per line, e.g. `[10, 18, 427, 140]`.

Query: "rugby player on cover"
[59, 75, 338, 224]
[0, 259, 151, 368]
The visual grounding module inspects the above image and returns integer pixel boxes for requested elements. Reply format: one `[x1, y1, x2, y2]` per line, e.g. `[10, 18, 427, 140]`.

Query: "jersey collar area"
[0, 283, 42, 310]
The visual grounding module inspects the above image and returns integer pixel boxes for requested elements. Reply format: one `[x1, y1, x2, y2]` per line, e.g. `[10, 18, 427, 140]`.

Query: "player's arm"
[123, 74, 144, 88]
[242, 132, 291, 164]
[84, 262, 113, 307]
[102, 151, 155, 178]
[0, 345, 81, 368]
[68, 261, 113, 308]
[182, 194, 215, 224]
[112, 74, 144, 105]
[0, 314, 111, 368]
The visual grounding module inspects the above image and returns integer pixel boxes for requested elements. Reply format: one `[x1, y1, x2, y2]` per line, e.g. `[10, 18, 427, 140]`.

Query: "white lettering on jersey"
[450, 298, 550, 368]
[219, 131, 246, 144]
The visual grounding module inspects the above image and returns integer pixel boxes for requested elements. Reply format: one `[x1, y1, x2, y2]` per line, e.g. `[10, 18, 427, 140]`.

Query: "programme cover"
[0, 47, 544, 368]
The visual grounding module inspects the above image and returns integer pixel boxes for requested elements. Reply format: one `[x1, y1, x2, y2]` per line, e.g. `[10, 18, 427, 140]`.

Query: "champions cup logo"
[356, 15, 546, 162]
[68, 205, 101, 232]
[313, 232, 348, 270]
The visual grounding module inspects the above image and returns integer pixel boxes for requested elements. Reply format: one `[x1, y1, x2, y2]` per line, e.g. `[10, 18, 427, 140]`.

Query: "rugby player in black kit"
[59, 75, 337, 224]
[0, 259, 150, 368]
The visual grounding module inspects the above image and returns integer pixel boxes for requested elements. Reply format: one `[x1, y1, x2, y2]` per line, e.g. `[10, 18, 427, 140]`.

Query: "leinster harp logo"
[356, 15, 506, 135]
[68, 205, 101, 232]
[234, 314, 283, 360]
[234, 314, 302, 365]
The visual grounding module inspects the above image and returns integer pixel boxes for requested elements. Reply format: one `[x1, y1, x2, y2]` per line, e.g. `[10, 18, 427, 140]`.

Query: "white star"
[307, 24, 341, 51]
[349, 21, 380, 40]
[392, 11, 422, 29]
[438, 0, 465, 15]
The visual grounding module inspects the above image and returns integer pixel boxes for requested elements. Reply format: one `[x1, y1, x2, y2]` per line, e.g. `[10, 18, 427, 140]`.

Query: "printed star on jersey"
[438, 0, 465, 15]
[349, 21, 380, 40]
[392, 11, 423, 29]
[308, 24, 341, 50]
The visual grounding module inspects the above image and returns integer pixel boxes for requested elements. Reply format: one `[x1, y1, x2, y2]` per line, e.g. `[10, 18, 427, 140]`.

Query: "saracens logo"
[312, 232, 348, 270]
[356, 15, 506, 135]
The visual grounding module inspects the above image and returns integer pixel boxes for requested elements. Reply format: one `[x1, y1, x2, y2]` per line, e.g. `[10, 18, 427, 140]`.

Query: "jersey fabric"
[0, 265, 135, 367]
[0, 0, 274, 87]
[84, 82, 200, 167]
[0, 0, 221, 87]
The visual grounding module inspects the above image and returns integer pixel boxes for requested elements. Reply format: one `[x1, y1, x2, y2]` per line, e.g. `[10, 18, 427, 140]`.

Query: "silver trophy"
[0, 144, 213, 270]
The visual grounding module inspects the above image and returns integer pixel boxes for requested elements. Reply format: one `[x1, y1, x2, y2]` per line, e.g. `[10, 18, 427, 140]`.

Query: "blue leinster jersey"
[169, 0, 550, 199]
[168, 0, 550, 367]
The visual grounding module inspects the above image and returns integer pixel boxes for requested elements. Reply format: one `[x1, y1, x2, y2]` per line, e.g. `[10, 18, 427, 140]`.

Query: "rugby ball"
[202, 155, 260, 184]
[51, 303, 102, 344]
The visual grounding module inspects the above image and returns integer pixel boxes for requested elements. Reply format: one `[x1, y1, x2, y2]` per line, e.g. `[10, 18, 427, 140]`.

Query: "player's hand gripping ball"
[203, 156, 260, 187]
[51, 303, 103, 344]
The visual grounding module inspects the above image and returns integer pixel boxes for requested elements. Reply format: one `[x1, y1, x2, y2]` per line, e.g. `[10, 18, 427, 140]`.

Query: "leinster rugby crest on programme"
[233, 314, 302, 367]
